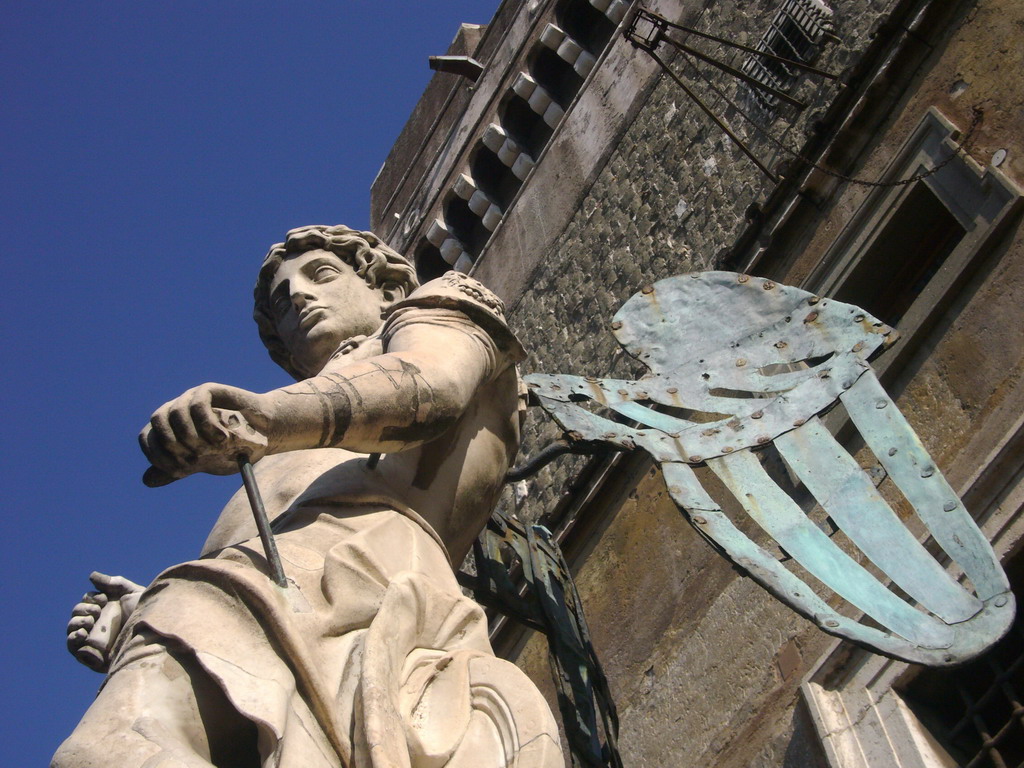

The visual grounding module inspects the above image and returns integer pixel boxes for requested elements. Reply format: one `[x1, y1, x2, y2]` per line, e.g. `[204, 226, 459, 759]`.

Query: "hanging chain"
[749, 100, 984, 188]
[628, 7, 985, 189]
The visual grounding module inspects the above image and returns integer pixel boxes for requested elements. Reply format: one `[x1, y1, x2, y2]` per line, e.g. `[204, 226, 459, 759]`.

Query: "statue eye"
[313, 265, 340, 282]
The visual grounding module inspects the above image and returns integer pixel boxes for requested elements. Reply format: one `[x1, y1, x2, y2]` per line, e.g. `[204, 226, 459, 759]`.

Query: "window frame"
[804, 108, 1022, 384]
[741, 0, 835, 121]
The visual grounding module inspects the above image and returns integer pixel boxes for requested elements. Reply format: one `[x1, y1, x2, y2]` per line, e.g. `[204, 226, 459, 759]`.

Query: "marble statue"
[54, 225, 563, 768]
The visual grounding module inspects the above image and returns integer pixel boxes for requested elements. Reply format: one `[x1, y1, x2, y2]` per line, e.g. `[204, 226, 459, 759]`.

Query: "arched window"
[413, 241, 450, 283]
[554, 0, 617, 53]
[499, 92, 553, 158]
[528, 45, 584, 108]
[470, 146, 522, 210]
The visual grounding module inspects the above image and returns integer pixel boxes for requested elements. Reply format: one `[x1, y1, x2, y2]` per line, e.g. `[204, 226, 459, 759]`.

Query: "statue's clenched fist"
[66, 572, 145, 672]
[139, 382, 271, 487]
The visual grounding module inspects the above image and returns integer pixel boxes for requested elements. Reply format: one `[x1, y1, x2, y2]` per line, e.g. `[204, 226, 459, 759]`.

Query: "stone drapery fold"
[111, 506, 561, 767]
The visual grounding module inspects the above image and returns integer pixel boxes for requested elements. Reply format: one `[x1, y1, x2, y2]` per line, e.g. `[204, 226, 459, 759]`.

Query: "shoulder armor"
[386, 273, 524, 361]
[401, 273, 506, 315]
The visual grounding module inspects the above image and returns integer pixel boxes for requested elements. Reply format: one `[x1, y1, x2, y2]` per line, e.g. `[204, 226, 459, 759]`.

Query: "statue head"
[254, 225, 419, 379]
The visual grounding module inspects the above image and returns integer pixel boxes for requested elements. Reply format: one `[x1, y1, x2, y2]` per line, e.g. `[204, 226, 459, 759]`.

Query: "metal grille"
[903, 566, 1024, 768]
[741, 0, 834, 120]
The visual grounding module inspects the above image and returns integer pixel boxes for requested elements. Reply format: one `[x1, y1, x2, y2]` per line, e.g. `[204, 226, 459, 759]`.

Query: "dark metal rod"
[650, 49, 780, 183]
[506, 438, 626, 483]
[635, 9, 840, 80]
[670, 39, 807, 109]
[506, 439, 576, 482]
[237, 455, 287, 587]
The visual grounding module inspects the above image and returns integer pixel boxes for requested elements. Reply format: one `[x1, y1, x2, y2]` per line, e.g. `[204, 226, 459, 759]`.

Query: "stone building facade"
[370, 0, 1024, 765]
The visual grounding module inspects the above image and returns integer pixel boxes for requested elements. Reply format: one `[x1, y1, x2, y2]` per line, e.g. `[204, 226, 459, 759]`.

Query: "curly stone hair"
[254, 225, 419, 379]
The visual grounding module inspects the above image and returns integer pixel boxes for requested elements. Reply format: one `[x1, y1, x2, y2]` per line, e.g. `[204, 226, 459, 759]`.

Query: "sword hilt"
[142, 407, 269, 487]
[215, 409, 286, 589]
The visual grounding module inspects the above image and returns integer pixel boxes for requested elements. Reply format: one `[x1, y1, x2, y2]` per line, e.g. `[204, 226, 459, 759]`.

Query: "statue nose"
[291, 289, 315, 310]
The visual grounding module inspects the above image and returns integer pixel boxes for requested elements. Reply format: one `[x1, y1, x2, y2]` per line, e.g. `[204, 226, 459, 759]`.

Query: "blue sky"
[1, 1, 499, 761]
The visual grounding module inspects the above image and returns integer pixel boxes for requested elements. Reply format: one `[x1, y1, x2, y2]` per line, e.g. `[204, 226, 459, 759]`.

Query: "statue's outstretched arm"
[263, 318, 493, 455]
[139, 315, 493, 485]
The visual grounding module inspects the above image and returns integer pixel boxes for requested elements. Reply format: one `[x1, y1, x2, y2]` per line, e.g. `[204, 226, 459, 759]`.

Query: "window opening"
[741, 0, 835, 122]
[500, 96, 554, 158]
[805, 108, 1022, 394]
[444, 195, 491, 257]
[529, 46, 585, 108]
[833, 182, 967, 326]
[414, 242, 450, 283]
[471, 148, 522, 210]
[555, 0, 617, 53]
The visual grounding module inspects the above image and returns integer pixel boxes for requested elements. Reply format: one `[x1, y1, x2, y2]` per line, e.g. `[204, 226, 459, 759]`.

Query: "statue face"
[269, 249, 387, 375]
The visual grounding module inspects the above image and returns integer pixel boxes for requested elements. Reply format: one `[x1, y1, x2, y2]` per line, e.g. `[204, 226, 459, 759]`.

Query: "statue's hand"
[66, 572, 145, 673]
[139, 383, 270, 487]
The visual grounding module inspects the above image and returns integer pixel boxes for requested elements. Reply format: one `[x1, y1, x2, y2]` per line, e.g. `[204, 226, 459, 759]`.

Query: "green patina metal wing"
[524, 271, 1013, 666]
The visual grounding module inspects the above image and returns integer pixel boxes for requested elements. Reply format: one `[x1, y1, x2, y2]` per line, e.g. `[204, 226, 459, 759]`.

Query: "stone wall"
[374, 0, 1024, 764]
[488, 0, 1023, 765]
[495, 67, 817, 768]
